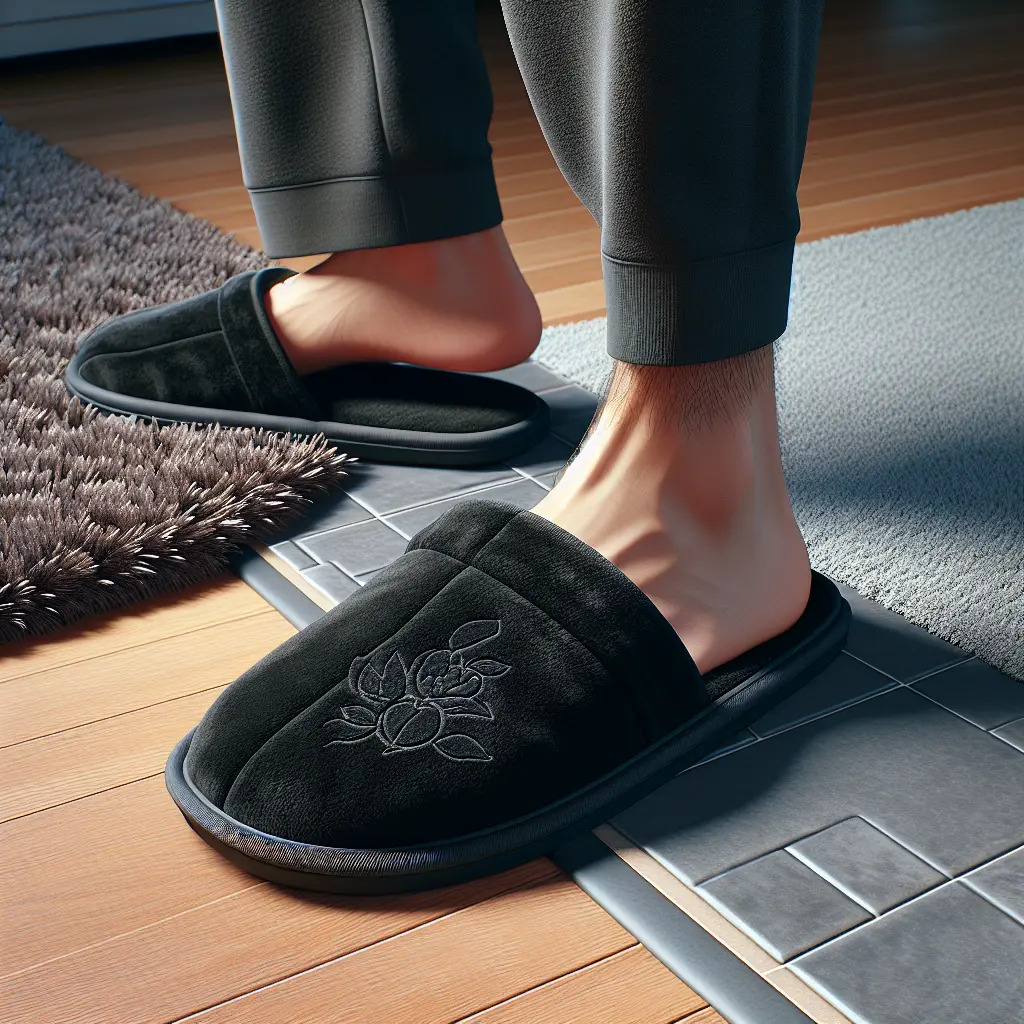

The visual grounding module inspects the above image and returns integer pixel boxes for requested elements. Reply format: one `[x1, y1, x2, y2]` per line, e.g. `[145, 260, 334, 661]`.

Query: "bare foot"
[264, 225, 542, 376]
[532, 350, 812, 675]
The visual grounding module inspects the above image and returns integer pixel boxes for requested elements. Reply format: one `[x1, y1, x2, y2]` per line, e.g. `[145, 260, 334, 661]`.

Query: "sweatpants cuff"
[248, 162, 504, 259]
[602, 238, 796, 365]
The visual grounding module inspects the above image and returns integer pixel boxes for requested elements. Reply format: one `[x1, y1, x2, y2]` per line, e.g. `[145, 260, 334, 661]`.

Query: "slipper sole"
[166, 575, 851, 894]
[66, 361, 551, 467]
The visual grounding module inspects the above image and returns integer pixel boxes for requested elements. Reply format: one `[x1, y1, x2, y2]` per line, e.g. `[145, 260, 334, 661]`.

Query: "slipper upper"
[184, 501, 711, 850]
[69, 269, 547, 440]
[72, 267, 320, 419]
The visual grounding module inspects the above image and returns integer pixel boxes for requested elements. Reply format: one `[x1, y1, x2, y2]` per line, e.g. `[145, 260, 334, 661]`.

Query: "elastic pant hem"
[248, 163, 503, 258]
[603, 239, 797, 365]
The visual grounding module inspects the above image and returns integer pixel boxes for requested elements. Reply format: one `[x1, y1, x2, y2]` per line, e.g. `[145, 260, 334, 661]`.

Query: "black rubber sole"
[165, 574, 851, 895]
[65, 363, 551, 468]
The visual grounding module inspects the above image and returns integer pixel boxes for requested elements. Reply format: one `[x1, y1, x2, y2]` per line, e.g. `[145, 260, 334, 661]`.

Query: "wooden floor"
[1, 1, 1021, 1021]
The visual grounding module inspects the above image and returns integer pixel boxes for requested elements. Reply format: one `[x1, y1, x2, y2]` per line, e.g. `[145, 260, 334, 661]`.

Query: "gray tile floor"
[266, 363, 591, 589]
[255, 359, 1024, 1024]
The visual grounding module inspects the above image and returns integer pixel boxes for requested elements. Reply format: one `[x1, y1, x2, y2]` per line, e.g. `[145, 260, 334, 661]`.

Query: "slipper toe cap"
[179, 502, 708, 852]
[69, 286, 251, 409]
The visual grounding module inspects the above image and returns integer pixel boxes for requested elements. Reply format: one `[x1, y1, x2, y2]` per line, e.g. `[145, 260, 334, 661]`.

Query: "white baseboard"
[0, 2, 217, 59]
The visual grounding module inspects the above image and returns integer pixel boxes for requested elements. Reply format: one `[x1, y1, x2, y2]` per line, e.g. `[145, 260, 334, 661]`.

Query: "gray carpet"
[0, 122, 349, 643]
[536, 199, 1024, 682]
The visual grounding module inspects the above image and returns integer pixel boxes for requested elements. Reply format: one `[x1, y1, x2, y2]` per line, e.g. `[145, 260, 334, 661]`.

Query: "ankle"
[564, 349, 785, 523]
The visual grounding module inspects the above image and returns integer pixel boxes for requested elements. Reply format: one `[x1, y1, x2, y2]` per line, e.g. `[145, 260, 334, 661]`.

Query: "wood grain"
[0, 685, 225, 822]
[185, 874, 636, 1024]
[3, 858, 558, 1024]
[0, 609, 291, 747]
[0, 575, 268, 684]
[456, 944, 705, 1024]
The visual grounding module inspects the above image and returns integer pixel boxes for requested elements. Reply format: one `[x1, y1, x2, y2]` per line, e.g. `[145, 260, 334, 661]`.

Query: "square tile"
[301, 563, 359, 605]
[479, 360, 569, 392]
[385, 477, 548, 540]
[614, 687, 1024, 886]
[542, 385, 599, 430]
[749, 653, 896, 738]
[505, 435, 576, 478]
[341, 461, 516, 517]
[964, 847, 1024, 926]
[268, 540, 316, 572]
[993, 717, 1024, 753]
[837, 582, 967, 682]
[266, 491, 372, 542]
[912, 659, 1024, 730]
[550, 415, 595, 447]
[696, 728, 758, 765]
[698, 850, 871, 961]
[298, 519, 409, 577]
[793, 883, 1024, 1024]
[788, 817, 945, 915]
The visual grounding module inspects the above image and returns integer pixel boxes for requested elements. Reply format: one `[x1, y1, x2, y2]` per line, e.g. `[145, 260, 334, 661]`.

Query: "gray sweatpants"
[213, 0, 825, 366]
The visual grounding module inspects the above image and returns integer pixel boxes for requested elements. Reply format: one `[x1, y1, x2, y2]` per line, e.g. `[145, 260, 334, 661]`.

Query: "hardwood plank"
[0, 576, 270, 684]
[502, 208, 596, 246]
[509, 228, 602, 272]
[800, 124, 1024, 185]
[674, 1010, 729, 1024]
[1, 80, 234, 128]
[88, 133, 241, 175]
[184, 874, 635, 1024]
[456, 944, 705, 1024]
[800, 165, 1024, 240]
[806, 85, 1024, 141]
[535, 279, 607, 324]
[493, 150, 561, 178]
[804, 104, 1024, 162]
[809, 68, 1024, 119]
[501, 185, 581, 222]
[158, 168, 248, 198]
[496, 166, 568, 200]
[104, 148, 244, 184]
[58, 119, 238, 161]
[3, 860, 557, 1024]
[523, 255, 602, 296]
[0, 610, 292, 747]
[0, 686, 224, 822]
[799, 142, 1024, 207]
[0, 776, 252, 977]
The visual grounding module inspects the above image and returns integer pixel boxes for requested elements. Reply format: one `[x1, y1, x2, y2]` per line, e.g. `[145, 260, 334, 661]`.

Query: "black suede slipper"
[166, 500, 851, 894]
[66, 268, 549, 466]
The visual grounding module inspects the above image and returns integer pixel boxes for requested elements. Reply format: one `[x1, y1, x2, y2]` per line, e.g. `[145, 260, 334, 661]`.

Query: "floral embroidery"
[322, 619, 508, 762]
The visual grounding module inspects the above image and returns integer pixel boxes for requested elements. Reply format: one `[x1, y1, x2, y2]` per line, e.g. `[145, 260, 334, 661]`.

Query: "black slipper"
[66, 268, 549, 466]
[166, 501, 851, 894]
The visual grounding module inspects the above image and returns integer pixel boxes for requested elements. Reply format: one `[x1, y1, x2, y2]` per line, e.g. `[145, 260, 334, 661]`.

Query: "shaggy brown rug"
[0, 121, 349, 643]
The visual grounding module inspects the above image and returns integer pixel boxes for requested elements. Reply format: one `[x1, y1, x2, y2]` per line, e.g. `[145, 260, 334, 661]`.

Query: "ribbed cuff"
[247, 162, 503, 259]
[602, 238, 797, 365]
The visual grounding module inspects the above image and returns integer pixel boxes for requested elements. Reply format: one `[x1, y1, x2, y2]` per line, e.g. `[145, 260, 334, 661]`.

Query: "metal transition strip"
[552, 832, 815, 1024]
[229, 547, 324, 630]
[235, 544, 816, 1024]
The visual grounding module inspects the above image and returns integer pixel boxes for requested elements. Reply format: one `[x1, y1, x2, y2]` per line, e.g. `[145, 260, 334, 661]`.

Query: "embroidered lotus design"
[322, 619, 508, 762]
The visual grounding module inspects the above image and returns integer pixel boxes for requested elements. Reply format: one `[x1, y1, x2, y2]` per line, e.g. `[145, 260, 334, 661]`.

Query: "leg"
[501, 0, 825, 672]
[213, 0, 541, 373]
